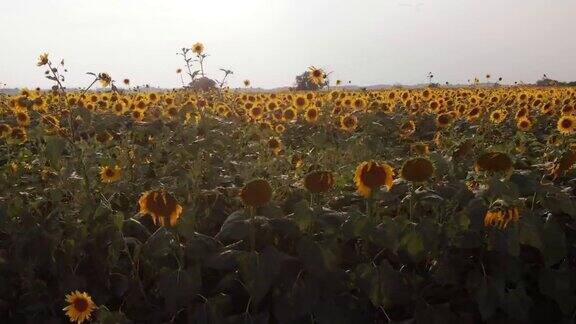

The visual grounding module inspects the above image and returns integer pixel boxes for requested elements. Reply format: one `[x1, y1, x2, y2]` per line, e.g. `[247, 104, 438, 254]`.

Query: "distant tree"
[294, 71, 328, 91]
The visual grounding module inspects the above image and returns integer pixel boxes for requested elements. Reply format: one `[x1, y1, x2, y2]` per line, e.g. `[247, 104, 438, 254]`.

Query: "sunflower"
[308, 66, 325, 85]
[354, 160, 394, 197]
[138, 190, 183, 226]
[283, 107, 297, 121]
[305, 107, 319, 123]
[304, 170, 335, 193]
[400, 157, 434, 182]
[99, 165, 122, 183]
[98, 73, 112, 87]
[293, 96, 309, 110]
[267, 137, 283, 154]
[63, 291, 96, 324]
[0, 123, 11, 139]
[410, 142, 430, 156]
[14, 110, 30, 126]
[516, 118, 532, 132]
[435, 113, 452, 128]
[37, 53, 49, 66]
[275, 124, 285, 133]
[10, 127, 27, 143]
[340, 114, 358, 131]
[123, 78, 130, 86]
[484, 201, 520, 229]
[240, 179, 273, 207]
[452, 139, 475, 161]
[489, 109, 507, 124]
[550, 149, 576, 180]
[557, 115, 576, 135]
[192, 42, 205, 55]
[475, 152, 513, 173]
[249, 106, 264, 120]
[244, 79, 251, 87]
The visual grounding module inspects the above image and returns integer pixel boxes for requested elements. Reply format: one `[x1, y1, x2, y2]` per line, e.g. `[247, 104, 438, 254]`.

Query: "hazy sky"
[1, 0, 575, 89]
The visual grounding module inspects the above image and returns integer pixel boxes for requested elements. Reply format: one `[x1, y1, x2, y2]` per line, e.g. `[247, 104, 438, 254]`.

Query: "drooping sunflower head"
[354, 160, 394, 197]
[63, 291, 96, 324]
[240, 179, 273, 208]
[98, 73, 112, 87]
[304, 170, 335, 194]
[243, 79, 251, 87]
[400, 157, 435, 183]
[99, 165, 122, 183]
[484, 200, 520, 229]
[435, 113, 453, 128]
[267, 137, 283, 154]
[37, 53, 49, 66]
[475, 152, 513, 174]
[138, 190, 183, 226]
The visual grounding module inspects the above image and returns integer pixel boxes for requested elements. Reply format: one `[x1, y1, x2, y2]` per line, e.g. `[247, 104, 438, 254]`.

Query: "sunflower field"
[2, 62, 576, 323]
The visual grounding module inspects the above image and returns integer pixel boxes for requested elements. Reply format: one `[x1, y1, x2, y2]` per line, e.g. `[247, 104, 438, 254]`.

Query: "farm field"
[1, 71, 576, 323]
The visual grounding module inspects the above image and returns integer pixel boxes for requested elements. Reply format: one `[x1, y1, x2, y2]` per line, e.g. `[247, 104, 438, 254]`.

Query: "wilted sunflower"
[308, 66, 325, 85]
[98, 73, 112, 87]
[192, 42, 205, 54]
[99, 165, 122, 183]
[484, 201, 520, 229]
[354, 160, 394, 197]
[304, 170, 335, 193]
[557, 115, 576, 135]
[138, 190, 183, 226]
[37, 53, 49, 66]
[340, 114, 358, 131]
[401, 120, 416, 137]
[475, 152, 513, 173]
[63, 291, 96, 324]
[10, 127, 27, 143]
[550, 149, 576, 180]
[123, 78, 130, 86]
[400, 157, 434, 182]
[244, 79, 251, 87]
[240, 179, 273, 207]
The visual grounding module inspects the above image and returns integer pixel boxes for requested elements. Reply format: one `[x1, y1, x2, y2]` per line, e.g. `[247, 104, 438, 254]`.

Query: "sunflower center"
[73, 298, 89, 312]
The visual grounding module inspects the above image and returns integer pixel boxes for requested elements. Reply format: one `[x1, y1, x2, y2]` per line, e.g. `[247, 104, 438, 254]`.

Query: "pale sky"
[1, 0, 575, 89]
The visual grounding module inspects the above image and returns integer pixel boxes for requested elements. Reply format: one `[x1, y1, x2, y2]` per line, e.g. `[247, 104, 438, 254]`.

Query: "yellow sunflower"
[354, 160, 394, 197]
[99, 165, 122, 183]
[138, 190, 183, 226]
[308, 66, 325, 85]
[484, 201, 521, 229]
[340, 114, 358, 131]
[557, 115, 576, 135]
[63, 291, 96, 324]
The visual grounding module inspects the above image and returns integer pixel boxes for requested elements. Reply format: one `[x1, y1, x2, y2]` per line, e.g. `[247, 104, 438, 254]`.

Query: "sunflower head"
[240, 179, 273, 207]
[98, 73, 112, 87]
[400, 157, 434, 183]
[37, 53, 49, 66]
[354, 160, 394, 198]
[99, 165, 122, 183]
[304, 170, 335, 194]
[475, 152, 513, 174]
[340, 114, 358, 131]
[484, 200, 520, 229]
[308, 66, 325, 85]
[138, 190, 183, 226]
[557, 115, 576, 135]
[63, 291, 96, 324]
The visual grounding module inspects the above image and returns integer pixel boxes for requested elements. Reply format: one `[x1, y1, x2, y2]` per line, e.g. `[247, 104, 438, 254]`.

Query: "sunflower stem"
[248, 206, 256, 252]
